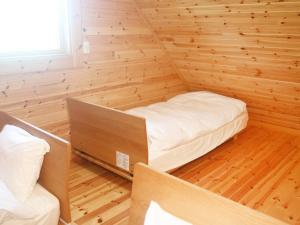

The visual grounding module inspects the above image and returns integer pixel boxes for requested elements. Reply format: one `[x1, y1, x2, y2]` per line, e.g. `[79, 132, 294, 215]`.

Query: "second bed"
[68, 91, 248, 179]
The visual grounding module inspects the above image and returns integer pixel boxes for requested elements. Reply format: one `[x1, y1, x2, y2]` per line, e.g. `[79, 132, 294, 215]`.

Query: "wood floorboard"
[69, 125, 300, 225]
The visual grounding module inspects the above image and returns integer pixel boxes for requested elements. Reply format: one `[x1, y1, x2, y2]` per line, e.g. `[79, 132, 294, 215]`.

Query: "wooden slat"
[136, 0, 300, 130]
[69, 158, 131, 225]
[0, 0, 188, 139]
[68, 125, 300, 225]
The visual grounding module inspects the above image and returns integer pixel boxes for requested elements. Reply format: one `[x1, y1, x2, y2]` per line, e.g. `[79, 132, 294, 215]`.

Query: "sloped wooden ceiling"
[0, 0, 187, 138]
[1, 0, 299, 135]
[136, 0, 300, 130]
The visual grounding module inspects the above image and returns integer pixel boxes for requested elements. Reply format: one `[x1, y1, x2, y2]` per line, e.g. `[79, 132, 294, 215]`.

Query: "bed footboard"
[67, 98, 148, 177]
[130, 163, 288, 225]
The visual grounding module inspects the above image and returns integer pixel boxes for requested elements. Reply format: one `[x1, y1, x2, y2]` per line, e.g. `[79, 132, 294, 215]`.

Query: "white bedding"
[150, 112, 248, 171]
[0, 181, 60, 225]
[126, 91, 247, 153]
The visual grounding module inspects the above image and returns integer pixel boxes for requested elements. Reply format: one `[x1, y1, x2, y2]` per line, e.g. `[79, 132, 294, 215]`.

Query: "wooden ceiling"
[136, 0, 300, 130]
[0, 0, 299, 136]
[0, 0, 187, 138]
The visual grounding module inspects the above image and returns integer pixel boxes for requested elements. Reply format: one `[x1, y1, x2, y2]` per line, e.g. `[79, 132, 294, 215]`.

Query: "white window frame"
[0, 0, 82, 75]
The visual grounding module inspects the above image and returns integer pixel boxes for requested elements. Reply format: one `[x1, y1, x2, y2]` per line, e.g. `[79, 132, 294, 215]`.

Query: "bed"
[67, 91, 248, 180]
[130, 163, 288, 225]
[0, 112, 71, 225]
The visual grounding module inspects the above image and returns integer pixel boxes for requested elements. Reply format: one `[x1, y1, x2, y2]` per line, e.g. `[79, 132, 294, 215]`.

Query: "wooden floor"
[68, 125, 300, 225]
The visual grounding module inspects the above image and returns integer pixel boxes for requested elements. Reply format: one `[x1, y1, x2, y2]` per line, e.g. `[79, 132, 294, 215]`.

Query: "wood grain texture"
[67, 95, 248, 179]
[130, 163, 289, 225]
[173, 125, 300, 225]
[68, 125, 300, 225]
[0, 112, 71, 223]
[67, 97, 148, 176]
[135, 0, 300, 130]
[0, 0, 187, 139]
[69, 156, 131, 225]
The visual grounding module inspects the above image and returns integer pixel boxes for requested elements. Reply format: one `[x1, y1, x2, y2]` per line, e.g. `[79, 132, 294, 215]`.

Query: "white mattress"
[150, 112, 248, 171]
[126, 91, 248, 171]
[0, 182, 60, 225]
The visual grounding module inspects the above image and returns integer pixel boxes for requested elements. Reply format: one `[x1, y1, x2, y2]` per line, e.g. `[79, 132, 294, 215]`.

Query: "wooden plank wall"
[136, 0, 300, 130]
[0, 0, 187, 139]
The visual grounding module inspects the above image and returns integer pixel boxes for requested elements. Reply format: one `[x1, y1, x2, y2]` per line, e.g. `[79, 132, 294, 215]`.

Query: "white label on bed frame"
[116, 151, 130, 171]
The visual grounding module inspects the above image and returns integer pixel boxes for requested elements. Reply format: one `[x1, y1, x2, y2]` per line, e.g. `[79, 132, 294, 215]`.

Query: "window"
[0, 0, 70, 59]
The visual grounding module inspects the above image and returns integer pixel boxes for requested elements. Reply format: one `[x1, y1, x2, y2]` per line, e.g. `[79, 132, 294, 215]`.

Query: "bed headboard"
[130, 163, 288, 225]
[0, 112, 71, 223]
[67, 97, 148, 176]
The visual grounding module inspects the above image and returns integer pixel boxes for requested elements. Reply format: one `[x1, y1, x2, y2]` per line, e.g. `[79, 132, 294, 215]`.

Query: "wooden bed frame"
[67, 98, 148, 180]
[67, 97, 242, 180]
[0, 112, 72, 224]
[130, 163, 288, 225]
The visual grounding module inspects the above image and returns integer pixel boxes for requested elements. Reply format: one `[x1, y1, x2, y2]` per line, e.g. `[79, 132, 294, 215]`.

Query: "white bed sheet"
[126, 91, 247, 153]
[0, 182, 60, 225]
[149, 112, 248, 171]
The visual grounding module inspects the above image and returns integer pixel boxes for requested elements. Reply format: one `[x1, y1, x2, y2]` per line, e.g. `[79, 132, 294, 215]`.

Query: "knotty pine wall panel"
[136, 0, 300, 130]
[0, 0, 187, 139]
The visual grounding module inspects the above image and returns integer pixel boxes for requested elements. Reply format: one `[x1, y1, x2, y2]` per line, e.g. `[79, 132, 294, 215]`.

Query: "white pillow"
[144, 201, 192, 225]
[0, 125, 50, 202]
